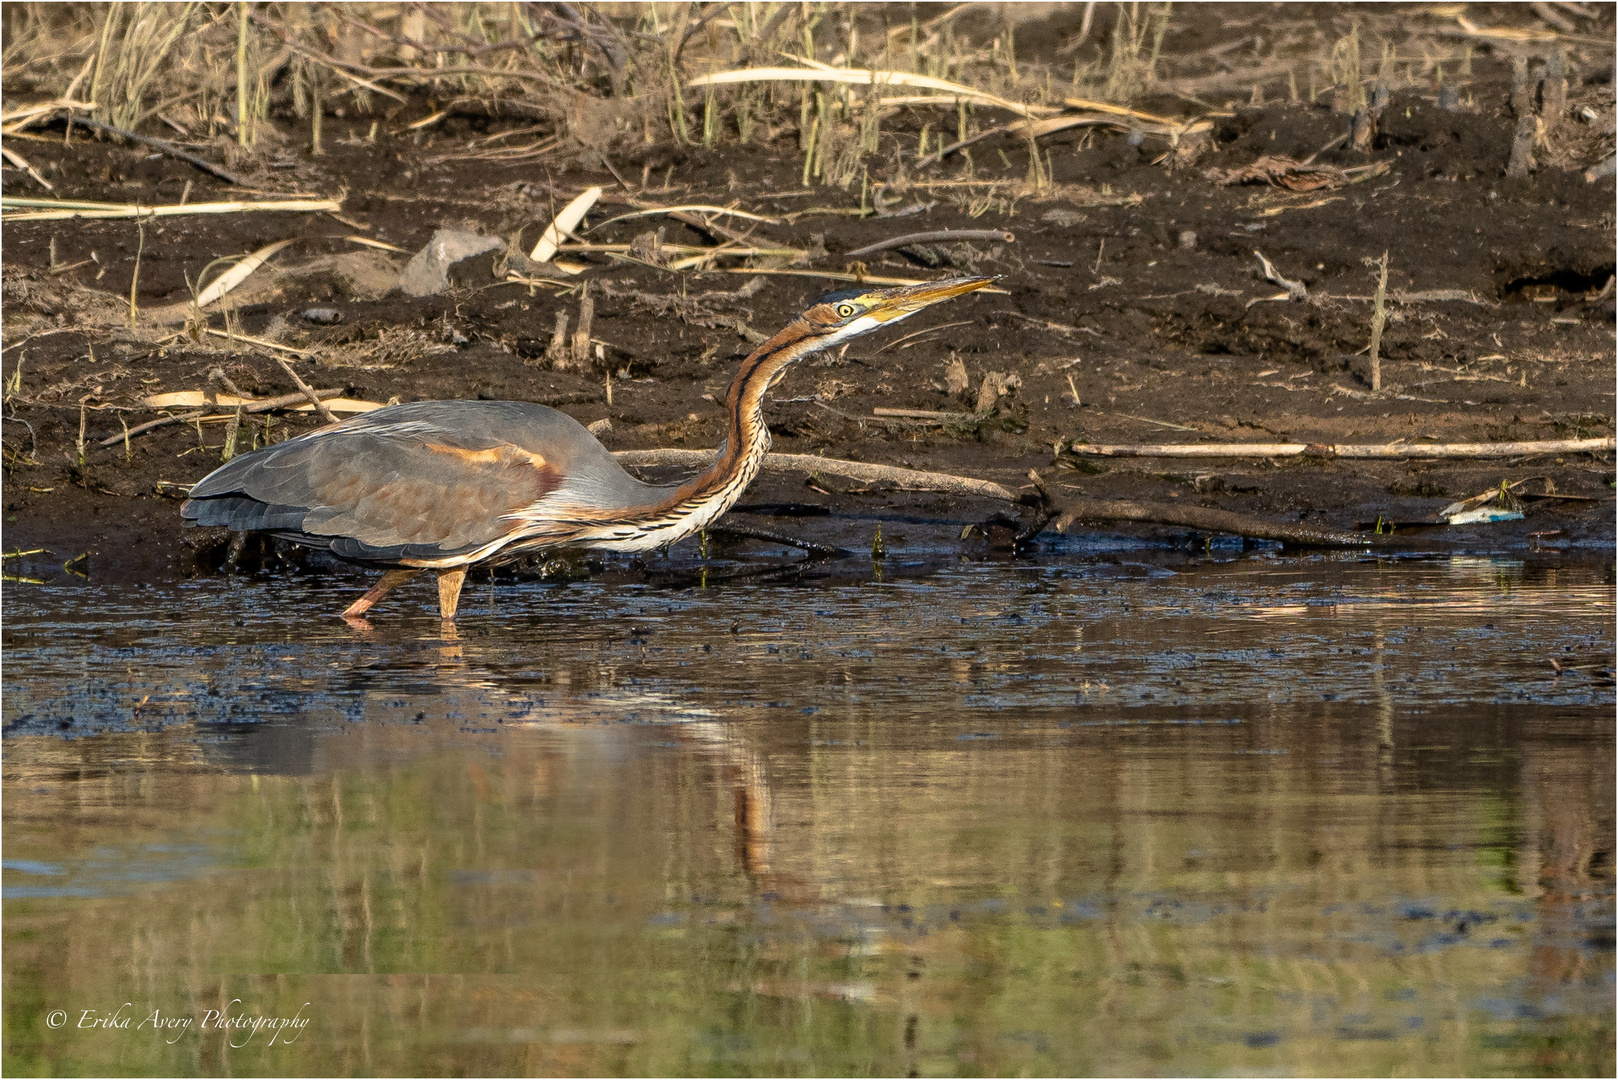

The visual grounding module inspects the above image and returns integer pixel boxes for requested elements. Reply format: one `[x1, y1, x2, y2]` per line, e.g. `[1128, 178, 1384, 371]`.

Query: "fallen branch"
[843, 230, 1014, 260]
[613, 449, 1020, 501]
[1061, 437, 1616, 459]
[65, 115, 247, 185]
[97, 388, 346, 447]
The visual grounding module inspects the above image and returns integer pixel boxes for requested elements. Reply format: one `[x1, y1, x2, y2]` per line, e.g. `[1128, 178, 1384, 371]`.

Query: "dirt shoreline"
[4, 32, 1614, 584]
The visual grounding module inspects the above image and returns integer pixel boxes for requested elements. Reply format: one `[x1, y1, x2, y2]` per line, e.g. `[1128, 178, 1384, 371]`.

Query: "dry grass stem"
[196, 327, 311, 357]
[0, 145, 54, 190]
[1369, 250, 1389, 392]
[1, 197, 341, 222]
[711, 266, 1010, 292]
[593, 206, 784, 229]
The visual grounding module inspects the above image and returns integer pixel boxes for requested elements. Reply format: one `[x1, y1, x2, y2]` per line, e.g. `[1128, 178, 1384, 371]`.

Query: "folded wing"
[182, 401, 569, 565]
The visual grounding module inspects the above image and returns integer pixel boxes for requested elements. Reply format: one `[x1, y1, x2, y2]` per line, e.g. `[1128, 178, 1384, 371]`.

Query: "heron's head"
[802, 276, 996, 346]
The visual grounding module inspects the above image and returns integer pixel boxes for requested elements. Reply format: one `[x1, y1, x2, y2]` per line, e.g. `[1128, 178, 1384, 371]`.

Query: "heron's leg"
[342, 569, 421, 619]
[437, 567, 469, 621]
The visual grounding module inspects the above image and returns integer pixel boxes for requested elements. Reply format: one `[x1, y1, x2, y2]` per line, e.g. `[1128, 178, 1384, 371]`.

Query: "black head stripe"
[816, 287, 866, 306]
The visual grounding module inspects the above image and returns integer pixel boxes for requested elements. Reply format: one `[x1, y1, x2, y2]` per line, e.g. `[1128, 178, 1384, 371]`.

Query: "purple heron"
[182, 275, 995, 621]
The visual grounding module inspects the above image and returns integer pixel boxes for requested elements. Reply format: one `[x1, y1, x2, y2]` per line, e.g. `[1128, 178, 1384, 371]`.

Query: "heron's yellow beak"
[867, 275, 998, 321]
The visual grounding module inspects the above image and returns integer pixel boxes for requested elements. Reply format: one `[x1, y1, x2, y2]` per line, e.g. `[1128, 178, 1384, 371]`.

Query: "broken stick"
[274, 357, 339, 425]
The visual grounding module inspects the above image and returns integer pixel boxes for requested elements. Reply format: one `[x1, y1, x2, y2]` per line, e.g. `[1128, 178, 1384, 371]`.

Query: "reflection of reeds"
[4, 695, 1611, 1075]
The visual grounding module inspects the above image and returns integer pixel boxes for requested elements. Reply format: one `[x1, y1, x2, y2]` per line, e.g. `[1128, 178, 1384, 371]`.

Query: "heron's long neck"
[707, 321, 816, 485]
[645, 321, 819, 530]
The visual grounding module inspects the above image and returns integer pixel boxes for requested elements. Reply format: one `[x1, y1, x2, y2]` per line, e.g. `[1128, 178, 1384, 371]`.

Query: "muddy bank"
[3, 39, 1613, 582]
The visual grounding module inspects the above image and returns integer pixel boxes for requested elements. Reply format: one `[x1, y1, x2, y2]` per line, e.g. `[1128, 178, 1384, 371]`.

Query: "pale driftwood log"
[612, 449, 1021, 501]
[1063, 438, 1616, 459]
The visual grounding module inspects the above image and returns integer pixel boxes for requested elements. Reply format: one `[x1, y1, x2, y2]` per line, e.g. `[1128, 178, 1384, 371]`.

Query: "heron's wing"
[183, 404, 568, 564]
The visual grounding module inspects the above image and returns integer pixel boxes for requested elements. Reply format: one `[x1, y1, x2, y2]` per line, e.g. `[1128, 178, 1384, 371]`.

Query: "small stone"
[398, 229, 502, 297]
[1177, 230, 1198, 250]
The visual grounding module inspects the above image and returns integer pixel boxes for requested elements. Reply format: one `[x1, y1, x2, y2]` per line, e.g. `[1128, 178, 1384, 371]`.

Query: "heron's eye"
[835, 303, 856, 319]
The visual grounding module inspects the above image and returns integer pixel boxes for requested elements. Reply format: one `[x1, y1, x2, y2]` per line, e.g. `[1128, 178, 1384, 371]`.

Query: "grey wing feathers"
[182, 401, 585, 565]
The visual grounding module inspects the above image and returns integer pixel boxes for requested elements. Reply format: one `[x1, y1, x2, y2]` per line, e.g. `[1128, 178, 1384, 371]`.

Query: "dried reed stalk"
[688, 66, 1061, 120]
[1, 197, 341, 221]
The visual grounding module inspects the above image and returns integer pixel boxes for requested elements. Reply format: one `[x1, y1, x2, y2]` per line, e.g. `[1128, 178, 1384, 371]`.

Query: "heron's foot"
[342, 568, 422, 619]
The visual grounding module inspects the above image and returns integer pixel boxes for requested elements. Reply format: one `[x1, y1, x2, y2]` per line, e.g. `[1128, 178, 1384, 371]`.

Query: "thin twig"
[843, 229, 1015, 260]
[274, 357, 339, 425]
[0, 145, 54, 190]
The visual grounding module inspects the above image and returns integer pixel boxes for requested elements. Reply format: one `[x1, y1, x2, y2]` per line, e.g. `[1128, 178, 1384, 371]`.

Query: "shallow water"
[4, 550, 1614, 1076]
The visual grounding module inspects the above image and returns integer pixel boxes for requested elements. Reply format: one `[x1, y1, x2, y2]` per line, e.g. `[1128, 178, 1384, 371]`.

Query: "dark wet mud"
[3, 6, 1614, 580]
